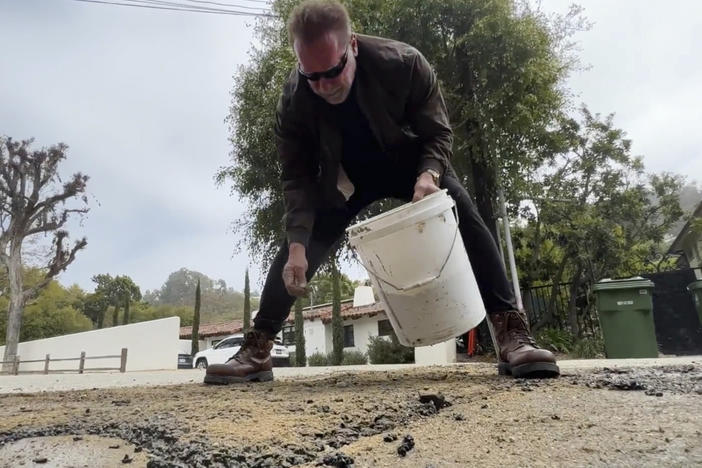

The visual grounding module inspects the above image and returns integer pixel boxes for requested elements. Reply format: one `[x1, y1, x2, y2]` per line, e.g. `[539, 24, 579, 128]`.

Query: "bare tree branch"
[1, 136, 89, 367]
[23, 233, 87, 302]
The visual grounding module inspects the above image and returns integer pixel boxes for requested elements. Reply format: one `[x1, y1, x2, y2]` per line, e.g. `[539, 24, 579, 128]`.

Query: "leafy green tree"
[347, 0, 585, 238]
[518, 108, 683, 334]
[129, 302, 193, 327]
[293, 298, 306, 366]
[82, 292, 110, 328]
[91, 274, 118, 328]
[243, 269, 251, 332]
[0, 280, 93, 345]
[330, 261, 343, 366]
[89, 274, 141, 327]
[113, 276, 141, 325]
[1, 137, 89, 369]
[299, 271, 356, 308]
[191, 279, 201, 355]
[19, 281, 93, 341]
[149, 268, 252, 324]
[156, 268, 213, 306]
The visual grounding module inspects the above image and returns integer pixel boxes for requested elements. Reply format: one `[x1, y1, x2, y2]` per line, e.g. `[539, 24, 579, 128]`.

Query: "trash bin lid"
[593, 276, 654, 291]
[687, 279, 702, 291]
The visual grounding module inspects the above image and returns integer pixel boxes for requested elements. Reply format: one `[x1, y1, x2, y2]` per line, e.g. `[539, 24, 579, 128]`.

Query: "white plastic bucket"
[346, 189, 486, 347]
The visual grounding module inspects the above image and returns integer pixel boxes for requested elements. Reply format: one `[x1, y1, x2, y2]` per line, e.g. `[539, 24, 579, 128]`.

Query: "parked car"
[177, 353, 193, 369]
[193, 334, 290, 369]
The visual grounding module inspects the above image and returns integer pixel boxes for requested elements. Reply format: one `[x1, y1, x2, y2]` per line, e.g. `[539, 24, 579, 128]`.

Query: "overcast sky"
[1, 0, 700, 295]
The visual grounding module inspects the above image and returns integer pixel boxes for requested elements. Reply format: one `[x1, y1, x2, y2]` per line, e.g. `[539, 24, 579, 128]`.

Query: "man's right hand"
[283, 242, 308, 297]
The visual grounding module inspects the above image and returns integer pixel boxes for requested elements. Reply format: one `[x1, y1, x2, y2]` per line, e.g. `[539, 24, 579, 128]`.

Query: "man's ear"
[351, 33, 358, 56]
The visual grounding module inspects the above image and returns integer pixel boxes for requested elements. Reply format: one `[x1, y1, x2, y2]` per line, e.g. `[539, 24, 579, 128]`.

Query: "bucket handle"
[356, 204, 459, 292]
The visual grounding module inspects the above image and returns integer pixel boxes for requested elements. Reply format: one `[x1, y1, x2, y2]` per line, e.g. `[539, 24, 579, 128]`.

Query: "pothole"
[0, 434, 150, 467]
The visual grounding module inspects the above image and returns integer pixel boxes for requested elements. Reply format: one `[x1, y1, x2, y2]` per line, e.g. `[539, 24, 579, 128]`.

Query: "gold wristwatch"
[422, 169, 441, 185]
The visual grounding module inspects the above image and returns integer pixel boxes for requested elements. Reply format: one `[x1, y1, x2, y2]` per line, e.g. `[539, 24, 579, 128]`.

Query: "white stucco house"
[179, 286, 392, 359]
[278, 286, 389, 358]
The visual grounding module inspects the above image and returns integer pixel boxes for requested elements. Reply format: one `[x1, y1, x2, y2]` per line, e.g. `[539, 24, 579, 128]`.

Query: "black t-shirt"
[327, 80, 394, 189]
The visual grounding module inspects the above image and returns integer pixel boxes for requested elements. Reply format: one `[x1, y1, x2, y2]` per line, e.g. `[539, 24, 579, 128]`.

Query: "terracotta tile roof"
[180, 320, 243, 339]
[284, 300, 386, 325]
[179, 301, 386, 338]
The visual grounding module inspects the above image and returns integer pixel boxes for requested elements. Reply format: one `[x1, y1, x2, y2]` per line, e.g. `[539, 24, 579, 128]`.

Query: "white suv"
[193, 333, 290, 369]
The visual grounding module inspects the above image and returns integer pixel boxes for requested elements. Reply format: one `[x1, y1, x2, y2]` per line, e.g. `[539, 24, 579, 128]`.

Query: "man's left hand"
[412, 171, 440, 202]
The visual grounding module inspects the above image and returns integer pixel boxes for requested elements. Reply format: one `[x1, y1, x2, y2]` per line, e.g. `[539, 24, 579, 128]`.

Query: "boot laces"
[506, 311, 537, 347]
[229, 330, 263, 363]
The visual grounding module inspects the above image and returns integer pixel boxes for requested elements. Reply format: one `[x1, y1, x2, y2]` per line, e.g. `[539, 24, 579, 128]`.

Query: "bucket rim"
[346, 189, 453, 239]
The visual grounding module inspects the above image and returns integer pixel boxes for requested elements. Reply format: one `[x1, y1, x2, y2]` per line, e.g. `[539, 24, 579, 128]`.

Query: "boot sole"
[498, 361, 560, 379]
[203, 370, 274, 385]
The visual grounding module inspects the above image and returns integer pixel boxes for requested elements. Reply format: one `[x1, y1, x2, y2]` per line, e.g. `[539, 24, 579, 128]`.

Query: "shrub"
[288, 350, 308, 367]
[341, 350, 367, 365]
[535, 328, 575, 354]
[367, 335, 414, 364]
[535, 327, 606, 359]
[288, 350, 300, 367]
[307, 352, 328, 367]
[571, 334, 605, 359]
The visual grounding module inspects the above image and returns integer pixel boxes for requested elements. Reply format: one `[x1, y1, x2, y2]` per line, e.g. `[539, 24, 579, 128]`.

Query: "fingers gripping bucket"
[347, 190, 486, 347]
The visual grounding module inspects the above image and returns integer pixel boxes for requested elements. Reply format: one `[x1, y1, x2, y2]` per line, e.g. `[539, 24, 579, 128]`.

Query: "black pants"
[253, 175, 517, 335]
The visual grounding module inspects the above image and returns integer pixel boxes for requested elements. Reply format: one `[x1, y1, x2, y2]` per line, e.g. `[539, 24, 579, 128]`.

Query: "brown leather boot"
[487, 310, 560, 378]
[204, 329, 274, 384]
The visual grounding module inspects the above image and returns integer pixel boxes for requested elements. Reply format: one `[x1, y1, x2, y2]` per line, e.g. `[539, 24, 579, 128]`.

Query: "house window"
[343, 325, 355, 348]
[282, 325, 295, 346]
[377, 319, 393, 337]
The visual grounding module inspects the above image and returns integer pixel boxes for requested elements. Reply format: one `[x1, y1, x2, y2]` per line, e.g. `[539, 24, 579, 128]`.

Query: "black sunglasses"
[298, 47, 349, 82]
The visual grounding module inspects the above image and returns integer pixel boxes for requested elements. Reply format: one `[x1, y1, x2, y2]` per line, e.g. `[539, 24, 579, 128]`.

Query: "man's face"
[295, 31, 357, 105]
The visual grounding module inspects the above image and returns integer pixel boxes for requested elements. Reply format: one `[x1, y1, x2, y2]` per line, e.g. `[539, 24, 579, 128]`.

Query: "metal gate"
[642, 268, 702, 356]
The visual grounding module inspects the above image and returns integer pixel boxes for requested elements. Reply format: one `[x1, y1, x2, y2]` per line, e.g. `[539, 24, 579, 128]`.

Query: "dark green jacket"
[275, 34, 454, 247]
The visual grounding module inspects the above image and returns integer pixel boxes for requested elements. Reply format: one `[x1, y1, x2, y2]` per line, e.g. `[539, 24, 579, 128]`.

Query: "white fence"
[0, 317, 180, 372]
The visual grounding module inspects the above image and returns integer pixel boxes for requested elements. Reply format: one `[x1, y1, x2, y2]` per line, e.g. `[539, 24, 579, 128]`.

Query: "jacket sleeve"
[275, 90, 317, 248]
[406, 49, 453, 178]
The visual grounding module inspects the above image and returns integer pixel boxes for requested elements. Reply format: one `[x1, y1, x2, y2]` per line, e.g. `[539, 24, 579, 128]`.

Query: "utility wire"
[123, 0, 269, 12]
[71, 0, 276, 17]
[184, 0, 271, 7]
[112, 0, 272, 14]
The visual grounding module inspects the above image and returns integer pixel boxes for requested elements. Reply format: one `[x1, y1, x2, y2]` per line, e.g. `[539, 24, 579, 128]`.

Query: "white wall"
[415, 338, 457, 365]
[317, 314, 387, 356]
[0, 317, 180, 372]
[284, 313, 389, 360]
[304, 319, 326, 357]
[342, 314, 387, 353]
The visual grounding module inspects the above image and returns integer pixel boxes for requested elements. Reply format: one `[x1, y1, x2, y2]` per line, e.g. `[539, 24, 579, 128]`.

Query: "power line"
[184, 0, 271, 7]
[70, 0, 276, 17]
[123, 0, 270, 12]
[101, 0, 272, 15]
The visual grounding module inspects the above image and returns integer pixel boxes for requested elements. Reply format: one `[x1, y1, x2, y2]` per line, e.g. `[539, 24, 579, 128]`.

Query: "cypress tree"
[331, 261, 343, 366]
[243, 269, 251, 332]
[294, 299, 306, 366]
[191, 279, 201, 355]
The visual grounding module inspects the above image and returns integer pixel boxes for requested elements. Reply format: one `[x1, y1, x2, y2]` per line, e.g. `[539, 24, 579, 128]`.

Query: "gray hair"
[287, 0, 351, 46]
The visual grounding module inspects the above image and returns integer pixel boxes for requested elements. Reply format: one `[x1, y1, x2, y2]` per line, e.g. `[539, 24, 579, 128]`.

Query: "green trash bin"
[687, 280, 702, 326]
[593, 277, 658, 358]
